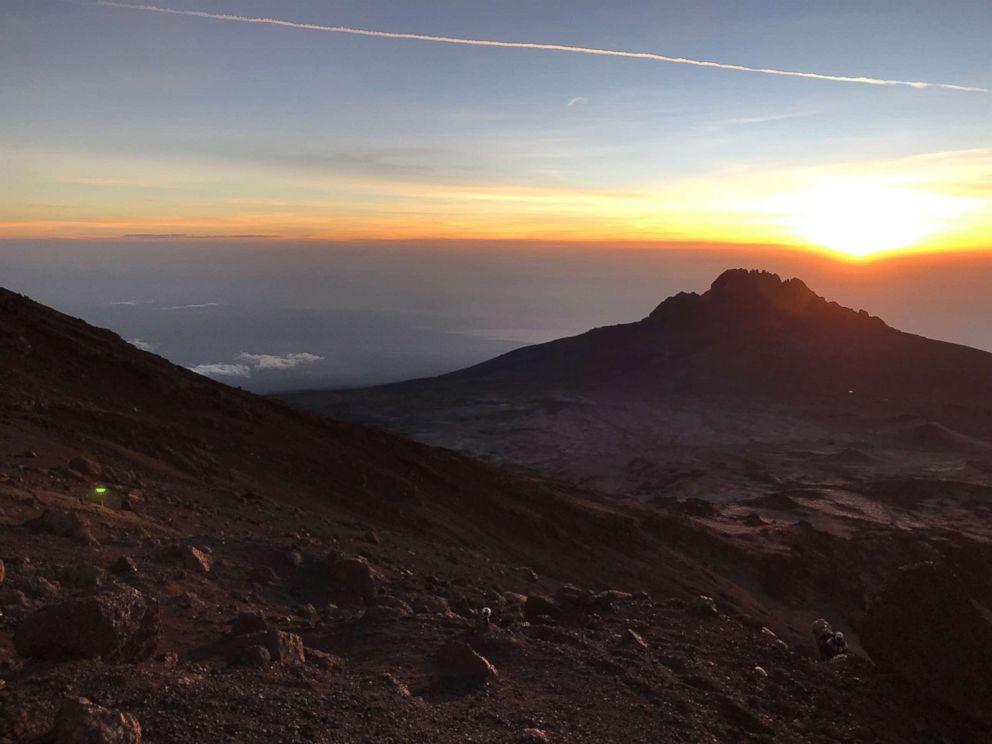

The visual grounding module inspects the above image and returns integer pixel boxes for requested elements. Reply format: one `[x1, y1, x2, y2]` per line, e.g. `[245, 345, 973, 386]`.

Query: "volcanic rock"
[691, 595, 719, 617]
[230, 610, 268, 636]
[182, 545, 212, 575]
[67, 456, 103, 481]
[26, 509, 90, 541]
[14, 587, 159, 662]
[327, 553, 378, 600]
[233, 644, 271, 668]
[523, 594, 559, 620]
[55, 697, 141, 744]
[305, 648, 344, 670]
[436, 640, 498, 685]
[861, 561, 992, 723]
[111, 556, 139, 577]
[232, 630, 305, 666]
[411, 594, 454, 617]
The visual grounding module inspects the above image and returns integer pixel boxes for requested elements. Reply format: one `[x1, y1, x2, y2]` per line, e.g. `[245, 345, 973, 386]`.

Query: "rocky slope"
[2, 285, 992, 742]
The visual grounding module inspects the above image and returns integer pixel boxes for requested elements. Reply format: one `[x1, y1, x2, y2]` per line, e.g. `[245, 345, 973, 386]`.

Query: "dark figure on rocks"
[812, 618, 848, 661]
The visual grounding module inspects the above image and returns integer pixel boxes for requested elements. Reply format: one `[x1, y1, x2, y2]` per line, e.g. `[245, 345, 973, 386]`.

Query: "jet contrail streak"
[94, 1, 987, 93]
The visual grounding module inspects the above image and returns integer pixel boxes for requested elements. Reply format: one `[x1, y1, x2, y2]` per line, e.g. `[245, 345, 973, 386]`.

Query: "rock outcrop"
[14, 587, 159, 662]
[55, 697, 142, 744]
[436, 640, 498, 685]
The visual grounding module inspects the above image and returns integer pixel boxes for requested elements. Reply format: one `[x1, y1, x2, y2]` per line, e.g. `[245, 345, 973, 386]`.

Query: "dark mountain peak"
[649, 268, 829, 321]
[708, 268, 819, 307]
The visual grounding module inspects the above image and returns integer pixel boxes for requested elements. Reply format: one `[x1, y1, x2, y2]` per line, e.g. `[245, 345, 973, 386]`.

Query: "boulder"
[14, 587, 158, 662]
[232, 644, 271, 668]
[412, 594, 454, 618]
[436, 640, 498, 685]
[55, 697, 141, 744]
[861, 561, 992, 723]
[62, 564, 106, 589]
[327, 553, 378, 600]
[26, 509, 90, 541]
[67, 456, 103, 481]
[230, 610, 268, 636]
[691, 595, 719, 617]
[229, 630, 305, 666]
[111, 556, 139, 577]
[523, 594, 559, 621]
[305, 648, 344, 670]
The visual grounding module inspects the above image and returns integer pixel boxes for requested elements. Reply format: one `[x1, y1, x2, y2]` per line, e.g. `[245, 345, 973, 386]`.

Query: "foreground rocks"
[55, 697, 141, 744]
[861, 561, 992, 724]
[14, 587, 159, 662]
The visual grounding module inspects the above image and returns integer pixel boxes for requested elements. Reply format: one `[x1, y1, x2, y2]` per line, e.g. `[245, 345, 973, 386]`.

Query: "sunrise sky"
[3, 0, 991, 258]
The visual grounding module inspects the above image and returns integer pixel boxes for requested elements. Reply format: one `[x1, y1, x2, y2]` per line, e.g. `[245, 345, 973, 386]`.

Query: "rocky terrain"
[3, 283, 992, 742]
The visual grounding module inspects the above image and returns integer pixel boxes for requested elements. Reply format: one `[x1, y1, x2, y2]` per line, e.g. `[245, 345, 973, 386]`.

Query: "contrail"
[94, 1, 987, 93]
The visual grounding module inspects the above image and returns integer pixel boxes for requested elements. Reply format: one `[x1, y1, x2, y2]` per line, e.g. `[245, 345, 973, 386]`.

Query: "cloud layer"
[95, 2, 986, 92]
[189, 351, 324, 379]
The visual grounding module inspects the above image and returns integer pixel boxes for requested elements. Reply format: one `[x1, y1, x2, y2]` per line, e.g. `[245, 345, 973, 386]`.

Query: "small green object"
[94, 486, 107, 494]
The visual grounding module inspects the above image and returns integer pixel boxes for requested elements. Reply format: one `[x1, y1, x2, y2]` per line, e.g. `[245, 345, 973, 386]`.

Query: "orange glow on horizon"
[2, 149, 989, 261]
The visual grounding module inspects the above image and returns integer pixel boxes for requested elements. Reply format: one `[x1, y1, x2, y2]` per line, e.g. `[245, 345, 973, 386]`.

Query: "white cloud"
[129, 338, 155, 352]
[188, 351, 324, 380]
[189, 363, 251, 378]
[236, 352, 324, 370]
[567, 97, 588, 107]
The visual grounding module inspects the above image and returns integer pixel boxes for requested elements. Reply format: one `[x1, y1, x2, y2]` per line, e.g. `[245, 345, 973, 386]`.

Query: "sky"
[2, 0, 990, 254]
[1, 1, 991, 390]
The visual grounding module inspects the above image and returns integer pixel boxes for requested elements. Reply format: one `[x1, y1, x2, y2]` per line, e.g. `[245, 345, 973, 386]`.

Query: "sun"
[790, 179, 952, 258]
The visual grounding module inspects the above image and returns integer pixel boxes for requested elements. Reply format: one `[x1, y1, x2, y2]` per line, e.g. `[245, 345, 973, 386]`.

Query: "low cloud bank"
[190, 351, 324, 380]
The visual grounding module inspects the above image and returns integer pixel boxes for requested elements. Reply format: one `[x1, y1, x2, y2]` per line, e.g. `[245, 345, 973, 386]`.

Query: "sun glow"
[789, 180, 961, 258]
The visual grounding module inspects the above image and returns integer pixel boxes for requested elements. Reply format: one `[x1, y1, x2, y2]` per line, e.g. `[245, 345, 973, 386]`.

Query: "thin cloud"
[129, 338, 155, 351]
[236, 352, 324, 370]
[567, 97, 588, 107]
[189, 362, 251, 378]
[94, 2, 987, 92]
[157, 302, 221, 310]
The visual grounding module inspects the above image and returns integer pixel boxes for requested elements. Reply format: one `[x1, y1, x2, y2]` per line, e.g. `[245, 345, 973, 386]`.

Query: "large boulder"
[327, 553, 379, 600]
[14, 587, 158, 662]
[25, 509, 95, 543]
[861, 561, 992, 723]
[55, 697, 141, 744]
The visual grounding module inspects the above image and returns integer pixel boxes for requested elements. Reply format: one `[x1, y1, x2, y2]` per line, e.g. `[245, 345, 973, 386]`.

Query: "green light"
[94, 486, 107, 494]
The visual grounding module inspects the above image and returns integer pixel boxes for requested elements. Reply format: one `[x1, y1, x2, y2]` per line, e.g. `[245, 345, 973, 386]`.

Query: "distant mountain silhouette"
[286, 269, 992, 501]
[413, 268, 992, 406]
